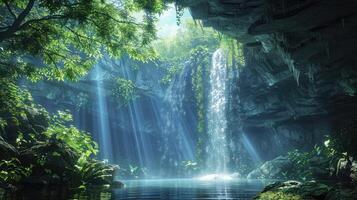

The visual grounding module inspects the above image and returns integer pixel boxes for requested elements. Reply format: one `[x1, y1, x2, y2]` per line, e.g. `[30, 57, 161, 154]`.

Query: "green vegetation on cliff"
[0, 80, 118, 189]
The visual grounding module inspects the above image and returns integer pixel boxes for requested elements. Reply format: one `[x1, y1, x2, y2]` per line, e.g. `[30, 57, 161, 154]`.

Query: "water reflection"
[115, 179, 268, 200]
[2, 179, 270, 200]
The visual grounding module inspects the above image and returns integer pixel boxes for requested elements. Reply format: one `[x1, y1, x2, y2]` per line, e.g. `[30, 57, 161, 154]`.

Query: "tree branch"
[11, 0, 36, 30]
[93, 11, 142, 26]
[64, 26, 102, 44]
[19, 15, 66, 29]
[0, 0, 36, 42]
[5, 2, 17, 19]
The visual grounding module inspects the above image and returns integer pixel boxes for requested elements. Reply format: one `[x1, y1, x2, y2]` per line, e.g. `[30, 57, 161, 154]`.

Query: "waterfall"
[161, 63, 196, 175]
[206, 49, 229, 173]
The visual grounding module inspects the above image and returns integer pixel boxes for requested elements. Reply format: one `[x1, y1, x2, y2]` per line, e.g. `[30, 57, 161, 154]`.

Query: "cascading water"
[161, 63, 197, 175]
[206, 49, 229, 174]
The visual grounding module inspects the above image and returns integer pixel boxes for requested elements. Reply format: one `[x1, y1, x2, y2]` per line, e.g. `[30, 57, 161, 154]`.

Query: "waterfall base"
[197, 174, 233, 181]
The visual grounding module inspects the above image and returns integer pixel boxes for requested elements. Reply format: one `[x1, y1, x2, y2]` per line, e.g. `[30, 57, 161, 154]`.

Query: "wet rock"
[20, 140, 79, 178]
[24, 106, 50, 134]
[255, 180, 357, 200]
[247, 156, 292, 179]
[231, 172, 241, 179]
[110, 180, 124, 189]
[0, 182, 17, 192]
[337, 158, 357, 183]
[351, 161, 357, 183]
[2, 106, 49, 145]
[0, 136, 18, 160]
[21, 175, 62, 186]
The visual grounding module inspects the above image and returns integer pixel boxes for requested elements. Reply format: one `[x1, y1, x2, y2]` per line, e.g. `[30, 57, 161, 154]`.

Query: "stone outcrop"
[178, 0, 357, 161]
[336, 158, 357, 183]
[0, 136, 18, 160]
[247, 156, 292, 179]
[255, 180, 357, 200]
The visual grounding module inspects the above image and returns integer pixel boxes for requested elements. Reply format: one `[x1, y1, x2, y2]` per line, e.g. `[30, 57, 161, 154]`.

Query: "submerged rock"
[247, 156, 292, 179]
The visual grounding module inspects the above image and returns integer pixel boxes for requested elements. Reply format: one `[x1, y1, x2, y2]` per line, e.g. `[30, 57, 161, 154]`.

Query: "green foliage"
[0, 0, 164, 81]
[0, 158, 31, 184]
[117, 164, 148, 179]
[45, 110, 98, 159]
[220, 35, 245, 67]
[153, 19, 244, 86]
[256, 191, 303, 200]
[287, 137, 341, 181]
[0, 79, 115, 188]
[330, 120, 357, 159]
[0, 79, 35, 116]
[160, 64, 183, 85]
[111, 77, 137, 105]
[190, 47, 209, 134]
[256, 180, 357, 200]
[190, 47, 210, 166]
[154, 20, 219, 63]
[75, 159, 118, 187]
[0, 79, 49, 145]
[181, 160, 199, 175]
[153, 20, 220, 85]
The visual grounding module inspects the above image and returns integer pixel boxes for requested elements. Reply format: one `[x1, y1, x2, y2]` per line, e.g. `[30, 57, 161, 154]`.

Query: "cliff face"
[180, 0, 357, 160]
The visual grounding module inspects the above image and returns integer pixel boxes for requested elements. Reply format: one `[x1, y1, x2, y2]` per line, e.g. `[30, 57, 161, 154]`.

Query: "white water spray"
[206, 49, 229, 174]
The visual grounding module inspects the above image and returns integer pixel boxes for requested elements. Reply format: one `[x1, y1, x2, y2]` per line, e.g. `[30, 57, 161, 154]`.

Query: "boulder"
[21, 175, 62, 186]
[336, 157, 357, 183]
[0, 136, 18, 160]
[247, 156, 292, 179]
[20, 140, 79, 178]
[110, 180, 124, 189]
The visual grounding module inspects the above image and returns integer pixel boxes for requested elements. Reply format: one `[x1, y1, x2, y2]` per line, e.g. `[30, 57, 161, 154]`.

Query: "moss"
[190, 47, 210, 165]
[256, 191, 303, 200]
[256, 180, 357, 200]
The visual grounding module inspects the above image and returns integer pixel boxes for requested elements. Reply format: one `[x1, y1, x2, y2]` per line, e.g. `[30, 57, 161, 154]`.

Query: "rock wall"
[179, 0, 357, 161]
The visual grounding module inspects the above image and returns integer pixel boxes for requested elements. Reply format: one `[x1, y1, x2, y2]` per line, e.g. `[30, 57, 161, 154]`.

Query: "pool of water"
[114, 178, 269, 200]
[2, 179, 271, 200]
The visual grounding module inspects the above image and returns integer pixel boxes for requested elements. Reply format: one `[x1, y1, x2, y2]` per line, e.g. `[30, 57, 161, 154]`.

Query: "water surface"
[2, 178, 270, 200]
[114, 178, 268, 200]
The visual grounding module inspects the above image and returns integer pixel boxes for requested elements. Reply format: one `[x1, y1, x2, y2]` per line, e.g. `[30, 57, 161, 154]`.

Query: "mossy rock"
[20, 140, 79, 178]
[0, 136, 18, 160]
[255, 181, 331, 200]
[255, 180, 357, 200]
[256, 191, 306, 200]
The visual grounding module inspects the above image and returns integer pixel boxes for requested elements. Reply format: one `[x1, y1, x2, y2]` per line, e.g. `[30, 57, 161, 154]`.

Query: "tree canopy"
[0, 0, 165, 81]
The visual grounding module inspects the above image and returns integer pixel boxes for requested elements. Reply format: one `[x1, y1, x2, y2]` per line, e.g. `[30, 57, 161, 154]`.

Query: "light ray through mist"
[241, 133, 262, 164]
[94, 65, 113, 163]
